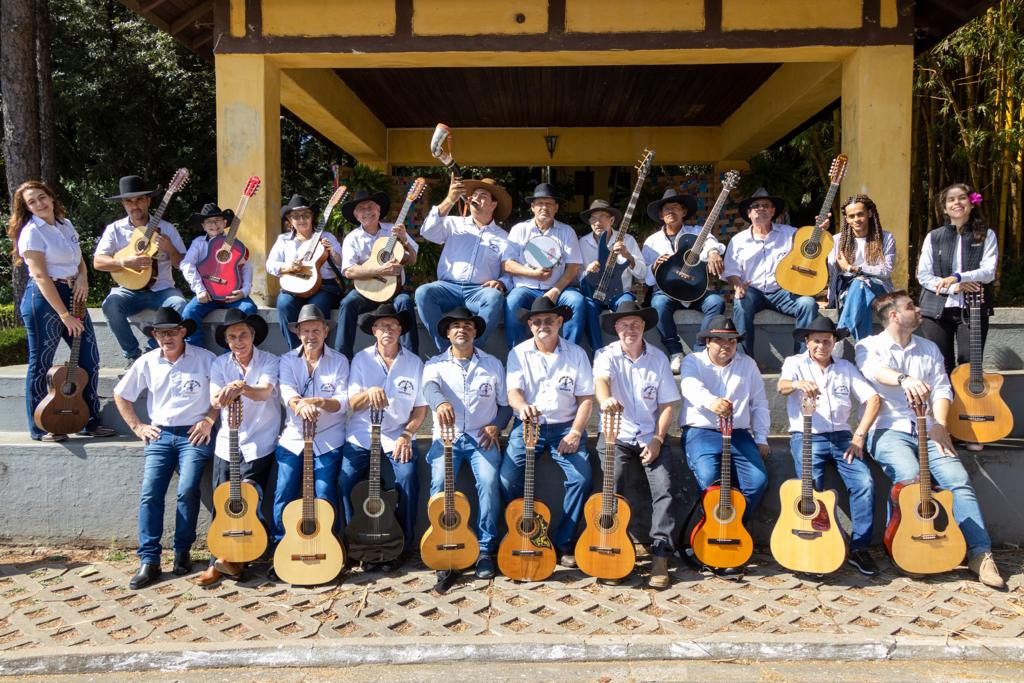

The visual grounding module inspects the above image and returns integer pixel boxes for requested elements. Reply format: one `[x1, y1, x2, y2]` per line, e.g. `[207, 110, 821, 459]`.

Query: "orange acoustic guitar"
[420, 423, 480, 571]
[34, 298, 90, 436]
[498, 416, 556, 582]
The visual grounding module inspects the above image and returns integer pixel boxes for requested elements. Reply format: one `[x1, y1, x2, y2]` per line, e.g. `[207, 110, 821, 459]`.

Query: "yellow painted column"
[215, 54, 282, 305]
[841, 45, 914, 288]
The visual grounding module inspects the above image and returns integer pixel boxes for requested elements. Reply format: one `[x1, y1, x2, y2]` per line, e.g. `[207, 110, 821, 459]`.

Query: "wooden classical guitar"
[354, 178, 426, 303]
[207, 399, 268, 563]
[949, 291, 1012, 443]
[112, 168, 189, 290]
[274, 416, 344, 585]
[278, 185, 347, 298]
[344, 406, 405, 564]
[196, 176, 261, 301]
[884, 398, 966, 574]
[775, 154, 847, 296]
[769, 394, 846, 574]
[34, 298, 90, 436]
[498, 416, 556, 582]
[420, 423, 480, 571]
[690, 415, 754, 569]
[575, 411, 636, 580]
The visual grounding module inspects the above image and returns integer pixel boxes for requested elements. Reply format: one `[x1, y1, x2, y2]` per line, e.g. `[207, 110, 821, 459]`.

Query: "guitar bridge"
[511, 549, 544, 557]
[291, 554, 327, 560]
[435, 543, 466, 550]
[707, 538, 741, 545]
[676, 272, 695, 281]
[587, 546, 621, 555]
[790, 265, 818, 276]
[791, 529, 822, 539]
[356, 532, 391, 540]
[911, 534, 944, 541]
[57, 409, 82, 415]
[221, 530, 253, 537]
[958, 415, 995, 422]
[202, 275, 228, 284]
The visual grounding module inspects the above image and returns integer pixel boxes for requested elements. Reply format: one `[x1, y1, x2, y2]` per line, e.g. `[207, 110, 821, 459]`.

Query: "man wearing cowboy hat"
[503, 182, 586, 347]
[113, 307, 218, 589]
[179, 203, 259, 349]
[422, 306, 512, 590]
[501, 297, 594, 568]
[196, 310, 280, 586]
[642, 187, 727, 374]
[335, 189, 419, 359]
[723, 187, 818, 359]
[339, 303, 427, 572]
[778, 315, 881, 576]
[416, 174, 513, 353]
[94, 175, 188, 367]
[593, 302, 682, 588]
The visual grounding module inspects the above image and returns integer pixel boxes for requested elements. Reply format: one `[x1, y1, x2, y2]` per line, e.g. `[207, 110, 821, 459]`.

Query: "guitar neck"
[302, 437, 315, 525]
[968, 297, 984, 385]
[688, 181, 732, 257]
[523, 445, 536, 521]
[800, 416, 813, 505]
[229, 425, 241, 501]
[601, 434, 617, 516]
[223, 192, 255, 248]
[443, 442, 455, 519]
[718, 430, 733, 517]
[594, 170, 645, 295]
[142, 189, 175, 241]
[368, 424, 383, 502]
[810, 181, 842, 245]
[916, 415, 932, 508]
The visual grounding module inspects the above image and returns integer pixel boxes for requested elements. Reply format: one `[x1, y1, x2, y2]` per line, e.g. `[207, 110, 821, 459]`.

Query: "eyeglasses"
[373, 321, 402, 332]
[152, 329, 182, 339]
[289, 211, 313, 221]
[749, 203, 773, 211]
[529, 316, 558, 327]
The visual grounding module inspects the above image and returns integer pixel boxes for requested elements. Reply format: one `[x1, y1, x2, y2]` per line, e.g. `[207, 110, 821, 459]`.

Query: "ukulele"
[948, 291, 1012, 444]
[34, 298, 90, 436]
[775, 154, 847, 296]
[581, 149, 654, 303]
[354, 178, 427, 303]
[273, 415, 345, 585]
[653, 171, 740, 303]
[689, 415, 754, 569]
[575, 411, 636, 580]
[344, 406, 405, 564]
[420, 423, 480, 571]
[769, 394, 846, 574]
[278, 185, 348, 298]
[196, 176, 261, 301]
[112, 168, 190, 290]
[207, 399, 268, 563]
[498, 416, 556, 581]
[884, 398, 966, 574]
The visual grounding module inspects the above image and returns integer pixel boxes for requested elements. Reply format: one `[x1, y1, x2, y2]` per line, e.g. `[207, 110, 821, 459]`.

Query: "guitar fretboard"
[718, 422, 733, 519]
[228, 420, 241, 503]
[595, 169, 646, 296]
[368, 424, 383, 502]
[443, 441, 455, 520]
[809, 180, 842, 249]
[62, 303, 83, 394]
[967, 294, 984, 392]
[800, 415, 814, 506]
[523, 445, 537, 521]
[600, 432, 618, 517]
[302, 437, 315, 525]
[917, 415, 933, 509]
[680, 180, 733, 275]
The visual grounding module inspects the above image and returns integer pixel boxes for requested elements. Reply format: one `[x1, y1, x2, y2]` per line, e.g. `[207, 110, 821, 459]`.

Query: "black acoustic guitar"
[344, 406, 405, 564]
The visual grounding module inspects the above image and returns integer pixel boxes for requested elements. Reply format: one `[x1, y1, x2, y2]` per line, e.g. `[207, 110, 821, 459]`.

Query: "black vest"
[918, 224, 993, 317]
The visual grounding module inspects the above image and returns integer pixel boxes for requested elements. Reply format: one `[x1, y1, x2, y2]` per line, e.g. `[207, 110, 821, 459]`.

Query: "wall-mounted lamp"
[544, 134, 559, 159]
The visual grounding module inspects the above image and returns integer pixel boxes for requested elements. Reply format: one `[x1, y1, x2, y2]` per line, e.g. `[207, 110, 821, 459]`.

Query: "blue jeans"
[102, 286, 187, 359]
[504, 286, 587, 347]
[731, 286, 817, 357]
[137, 426, 212, 564]
[415, 280, 505, 353]
[790, 430, 874, 549]
[500, 420, 592, 554]
[426, 434, 503, 553]
[182, 297, 258, 348]
[275, 280, 342, 350]
[651, 290, 727, 355]
[837, 278, 887, 341]
[339, 441, 420, 553]
[334, 288, 417, 359]
[869, 428, 991, 556]
[582, 292, 635, 352]
[270, 444, 343, 543]
[683, 427, 768, 524]
[20, 279, 103, 439]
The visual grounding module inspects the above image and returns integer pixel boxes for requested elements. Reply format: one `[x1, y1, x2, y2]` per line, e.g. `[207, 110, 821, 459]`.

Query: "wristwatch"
[896, 373, 908, 385]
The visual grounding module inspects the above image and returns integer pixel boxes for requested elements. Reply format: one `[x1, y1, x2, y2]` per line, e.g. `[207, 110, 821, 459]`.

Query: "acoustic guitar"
[207, 399, 268, 563]
[34, 298, 90, 436]
[689, 415, 754, 569]
[354, 177, 427, 303]
[575, 411, 636, 580]
[774, 154, 847, 296]
[949, 291, 1012, 444]
[111, 168, 189, 290]
[769, 394, 847, 574]
[420, 423, 480, 571]
[498, 416, 556, 582]
[884, 398, 966, 575]
[344, 406, 405, 564]
[196, 176, 261, 301]
[278, 185, 348, 298]
[273, 416, 345, 585]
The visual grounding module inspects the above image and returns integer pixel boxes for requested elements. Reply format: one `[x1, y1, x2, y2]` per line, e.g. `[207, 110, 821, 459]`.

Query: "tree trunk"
[35, 0, 56, 187]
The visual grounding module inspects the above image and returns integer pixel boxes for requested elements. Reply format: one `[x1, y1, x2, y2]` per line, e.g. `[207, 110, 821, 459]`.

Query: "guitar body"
[273, 498, 344, 585]
[948, 365, 1013, 443]
[775, 226, 834, 296]
[111, 227, 160, 290]
[197, 236, 249, 301]
[574, 494, 636, 580]
[497, 498, 557, 581]
[207, 480, 268, 563]
[344, 481, 405, 564]
[769, 480, 846, 574]
[33, 365, 90, 435]
[653, 232, 710, 304]
[420, 490, 479, 570]
[581, 231, 629, 302]
[884, 481, 966, 574]
[354, 237, 406, 303]
[690, 486, 754, 569]
[278, 242, 329, 298]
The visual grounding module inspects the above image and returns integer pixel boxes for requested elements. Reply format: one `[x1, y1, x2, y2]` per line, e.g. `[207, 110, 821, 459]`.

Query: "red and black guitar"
[197, 176, 261, 300]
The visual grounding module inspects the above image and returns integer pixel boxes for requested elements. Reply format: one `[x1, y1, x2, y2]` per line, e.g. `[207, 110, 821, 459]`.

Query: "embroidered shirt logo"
[642, 384, 658, 400]
[397, 379, 415, 396]
[556, 375, 575, 392]
[320, 382, 336, 394]
[477, 382, 493, 398]
[181, 379, 201, 394]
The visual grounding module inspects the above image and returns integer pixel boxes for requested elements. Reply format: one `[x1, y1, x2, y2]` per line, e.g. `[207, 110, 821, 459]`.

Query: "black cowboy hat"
[793, 315, 850, 342]
[142, 307, 197, 338]
[188, 203, 235, 228]
[214, 309, 269, 349]
[437, 305, 486, 339]
[524, 182, 562, 204]
[280, 194, 315, 220]
[358, 303, 415, 336]
[287, 304, 328, 332]
[647, 188, 698, 223]
[579, 198, 622, 223]
[599, 300, 658, 337]
[341, 189, 391, 225]
[738, 187, 786, 218]
[461, 178, 513, 222]
[696, 315, 745, 342]
[516, 296, 573, 325]
[106, 175, 160, 201]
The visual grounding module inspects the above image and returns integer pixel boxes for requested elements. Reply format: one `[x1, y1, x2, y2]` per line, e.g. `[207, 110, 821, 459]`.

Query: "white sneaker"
[670, 353, 684, 374]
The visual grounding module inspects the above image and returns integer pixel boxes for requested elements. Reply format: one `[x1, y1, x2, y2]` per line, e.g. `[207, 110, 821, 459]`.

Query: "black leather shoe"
[129, 563, 161, 589]
[434, 570, 458, 594]
[475, 553, 496, 579]
[713, 566, 745, 579]
[172, 550, 192, 576]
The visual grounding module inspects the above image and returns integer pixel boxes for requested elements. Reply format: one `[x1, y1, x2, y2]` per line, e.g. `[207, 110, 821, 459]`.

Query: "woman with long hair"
[7, 180, 116, 441]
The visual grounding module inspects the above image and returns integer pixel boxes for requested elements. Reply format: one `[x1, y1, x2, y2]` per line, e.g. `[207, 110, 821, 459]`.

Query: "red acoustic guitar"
[197, 176, 261, 300]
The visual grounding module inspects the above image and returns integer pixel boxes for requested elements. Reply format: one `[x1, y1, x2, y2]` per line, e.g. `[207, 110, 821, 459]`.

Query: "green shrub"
[0, 327, 27, 366]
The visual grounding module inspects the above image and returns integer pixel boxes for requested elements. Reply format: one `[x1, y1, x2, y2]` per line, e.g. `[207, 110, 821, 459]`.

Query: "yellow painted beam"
[413, 0, 547, 36]
[228, 0, 245, 37]
[262, 0, 395, 37]
[565, 0, 704, 33]
[723, 0, 862, 31]
[880, 0, 900, 28]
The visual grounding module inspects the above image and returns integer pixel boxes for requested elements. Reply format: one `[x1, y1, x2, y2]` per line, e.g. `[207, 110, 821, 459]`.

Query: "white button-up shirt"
[593, 342, 681, 445]
[916, 228, 998, 309]
[266, 230, 344, 280]
[180, 235, 254, 298]
[826, 230, 896, 291]
[507, 339, 594, 425]
[17, 217, 82, 279]
[679, 350, 770, 444]
[419, 206, 512, 285]
[779, 352, 878, 434]
[95, 217, 186, 292]
[340, 222, 420, 285]
[346, 346, 426, 452]
[578, 231, 646, 292]
[506, 219, 582, 290]
[278, 346, 349, 456]
[210, 349, 281, 463]
[722, 223, 796, 294]
[642, 225, 725, 288]
[422, 348, 508, 441]
[114, 344, 217, 427]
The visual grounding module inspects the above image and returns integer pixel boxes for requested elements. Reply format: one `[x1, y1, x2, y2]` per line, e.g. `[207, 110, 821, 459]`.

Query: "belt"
[51, 277, 76, 286]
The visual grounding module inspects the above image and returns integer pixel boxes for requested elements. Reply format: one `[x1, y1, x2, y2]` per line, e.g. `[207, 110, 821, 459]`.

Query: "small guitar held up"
[196, 176, 261, 301]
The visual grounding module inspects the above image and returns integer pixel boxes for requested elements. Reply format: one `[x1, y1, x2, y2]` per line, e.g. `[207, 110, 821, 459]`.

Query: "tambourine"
[522, 235, 562, 270]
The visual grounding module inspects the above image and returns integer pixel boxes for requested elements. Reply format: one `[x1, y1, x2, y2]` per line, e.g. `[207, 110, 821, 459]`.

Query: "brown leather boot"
[194, 565, 222, 586]
[649, 555, 670, 589]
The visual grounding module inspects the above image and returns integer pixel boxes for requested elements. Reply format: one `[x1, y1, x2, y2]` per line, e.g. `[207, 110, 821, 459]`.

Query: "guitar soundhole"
[227, 499, 247, 517]
[967, 380, 986, 396]
[797, 499, 818, 518]
[916, 501, 938, 521]
[216, 250, 230, 264]
[363, 498, 385, 518]
[300, 519, 318, 536]
[801, 242, 821, 259]
[711, 506, 735, 525]
[682, 250, 700, 268]
[597, 513, 616, 532]
[440, 512, 461, 530]
[378, 251, 392, 264]
[60, 382, 79, 397]
[517, 517, 537, 536]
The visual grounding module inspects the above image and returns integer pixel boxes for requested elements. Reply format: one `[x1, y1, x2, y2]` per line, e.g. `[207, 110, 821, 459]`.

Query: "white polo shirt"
[507, 339, 594, 425]
[506, 219, 583, 290]
[278, 346, 350, 456]
[779, 352, 878, 434]
[114, 344, 217, 427]
[17, 217, 82, 279]
[721, 223, 796, 295]
[593, 342, 681, 445]
[95, 217, 186, 292]
[180, 235, 254, 298]
[679, 349, 770, 444]
[419, 206, 512, 285]
[340, 222, 419, 286]
[642, 225, 725, 288]
[210, 349, 281, 462]
[578, 231, 646, 293]
[266, 230, 344, 280]
[346, 346, 426, 452]
[423, 348, 508, 441]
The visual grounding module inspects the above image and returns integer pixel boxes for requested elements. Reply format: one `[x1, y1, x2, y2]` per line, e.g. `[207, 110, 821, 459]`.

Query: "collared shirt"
[679, 350, 770, 444]
[779, 352, 878, 434]
[422, 348, 508, 441]
[419, 206, 512, 285]
[506, 338, 594, 425]
[721, 223, 796, 294]
[209, 349, 281, 463]
[180, 235, 254, 297]
[95, 217, 186, 292]
[916, 228, 998, 308]
[278, 346, 350, 456]
[346, 346, 426, 452]
[17, 216, 82, 279]
[265, 230, 344, 280]
[506, 218, 583, 290]
[642, 225, 725, 288]
[826, 230, 896, 289]
[578, 231, 646, 292]
[593, 342, 681, 445]
[340, 222, 420, 285]
[856, 331, 953, 433]
[114, 344, 216, 427]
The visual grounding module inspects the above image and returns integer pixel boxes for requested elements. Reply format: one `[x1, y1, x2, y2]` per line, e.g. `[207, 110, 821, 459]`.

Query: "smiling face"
[353, 200, 381, 227]
[588, 209, 616, 235]
[286, 208, 314, 236]
[22, 188, 55, 223]
[660, 201, 687, 230]
[224, 322, 255, 359]
[746, 199, 775, 227]
[202, 216, 227, 238]
[528, 313, 562, 345]
[942, 185, 972, 224]
[296, 319, 328, 354]
[843, 201, 871, 237]
[614, 315, 645, 347]
[805, 332, 836, 364]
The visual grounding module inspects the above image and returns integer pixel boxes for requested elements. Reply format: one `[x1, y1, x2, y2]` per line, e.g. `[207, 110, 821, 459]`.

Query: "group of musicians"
[7, 171, 1004, 592]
